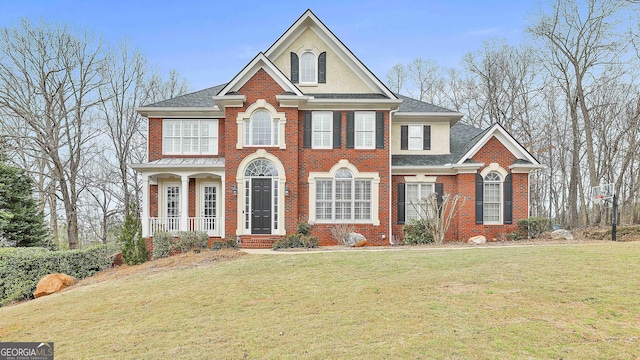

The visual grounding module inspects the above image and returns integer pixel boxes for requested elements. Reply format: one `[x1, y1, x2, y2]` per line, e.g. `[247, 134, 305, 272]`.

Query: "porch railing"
[149, 217, 220, 237]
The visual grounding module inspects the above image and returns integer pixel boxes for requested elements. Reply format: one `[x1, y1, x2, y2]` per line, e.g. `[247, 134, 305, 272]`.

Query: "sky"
[0, 0, 535, 91]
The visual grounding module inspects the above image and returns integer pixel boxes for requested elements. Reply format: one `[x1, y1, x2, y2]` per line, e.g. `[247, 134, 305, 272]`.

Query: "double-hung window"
[312, 111, 332, 148]
[355, 111, 375, 149]
[401, 124, 431, 151]
[245, 110, 278, 146]
[163, 119, 218, 155]
[406, 183, 435, 221]
[315, 169, 372, 222]
[483, 172, 502, 223]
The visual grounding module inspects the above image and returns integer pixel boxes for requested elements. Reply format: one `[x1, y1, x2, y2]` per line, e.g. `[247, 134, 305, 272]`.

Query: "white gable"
[265, 10, 396, 98]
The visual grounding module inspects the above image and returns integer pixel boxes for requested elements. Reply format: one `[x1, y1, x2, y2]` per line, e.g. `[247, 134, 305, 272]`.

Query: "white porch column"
[141, 175, 150, 237]
[220, 174, 226, 239]
[181, 175, 189, 231]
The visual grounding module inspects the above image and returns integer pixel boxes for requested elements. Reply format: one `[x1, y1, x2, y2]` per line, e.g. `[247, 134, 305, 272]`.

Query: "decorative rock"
[468, 235, 487, 245]
[354, 239, 367, 247]
[551, 229, 573, 241]
[344, 232, 366, 247]
[33, 274, 78, 299]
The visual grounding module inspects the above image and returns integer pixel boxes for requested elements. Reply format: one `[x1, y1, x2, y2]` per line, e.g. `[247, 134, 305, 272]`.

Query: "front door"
[251, 178, 271, 234]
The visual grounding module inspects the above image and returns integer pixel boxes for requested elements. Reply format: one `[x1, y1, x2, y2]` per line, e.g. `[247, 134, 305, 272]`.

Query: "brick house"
[131, 9, 543, 248]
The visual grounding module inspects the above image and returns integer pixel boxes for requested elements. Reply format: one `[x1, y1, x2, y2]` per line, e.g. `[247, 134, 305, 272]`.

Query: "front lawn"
[1, 242, 639, 358]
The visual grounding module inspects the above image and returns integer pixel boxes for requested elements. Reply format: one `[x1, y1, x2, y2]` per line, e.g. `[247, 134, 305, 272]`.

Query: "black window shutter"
[504, 174, 513, 224]
[346, 112, 354, 148]
[333, 111, 341, 148]
[290, 52, 299, 83]
[376, 112, 384, 149]
[423, 125, 431, 150]
[318, 52, 326, 83]
[400, 125, 408, 150]
[475, 174, 484, 224]
[435, 183, 444, 211]
[303, 112, 312, 148]
[398, 183, 406, 224]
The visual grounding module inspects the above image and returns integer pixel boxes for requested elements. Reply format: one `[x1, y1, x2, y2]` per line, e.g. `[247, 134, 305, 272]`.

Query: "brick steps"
[238, 236, 280, 249]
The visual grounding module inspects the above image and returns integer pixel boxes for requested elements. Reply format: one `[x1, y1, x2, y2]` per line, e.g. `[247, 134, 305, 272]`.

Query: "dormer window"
[290, 51, 326, 85]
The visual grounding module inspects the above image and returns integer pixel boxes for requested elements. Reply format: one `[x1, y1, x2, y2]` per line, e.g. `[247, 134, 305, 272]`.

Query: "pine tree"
[0, 160, 48, 247]
[119, 208, 148, 265]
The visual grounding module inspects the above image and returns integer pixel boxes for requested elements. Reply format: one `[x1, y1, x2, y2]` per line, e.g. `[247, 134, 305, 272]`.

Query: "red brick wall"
[189, 178, 196, 218]
[298, 111, 390, 246]
[150, 184, 158, 217]
[148, 118, 162, 162]
[391, 135, 530, 243]
[224, 68, 300, 238]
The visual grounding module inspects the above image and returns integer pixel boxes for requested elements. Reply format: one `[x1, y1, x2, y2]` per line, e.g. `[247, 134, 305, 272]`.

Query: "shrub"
[297, 221, 312, 236]
[329, 223, 355, 246]
[177, 231, 209, 253]
[402, 219, 433, 245]
[517, 217, 551, 239]
[0, 245, 113, 306]
[273, 234, 319, 250]
[508, 231, 522, 241]
[211, 239, 239, 251]
[152, 231, 174, 260]
[119, 211, 148, 265]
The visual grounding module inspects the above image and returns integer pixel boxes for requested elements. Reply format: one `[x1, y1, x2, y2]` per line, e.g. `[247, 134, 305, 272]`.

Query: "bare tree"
[406, 58, 444, 103]
[411, 193, 465, 245]
[386, 63, 407, 94]
[528, 0, 630, 226]
[0, 19, 106, 248]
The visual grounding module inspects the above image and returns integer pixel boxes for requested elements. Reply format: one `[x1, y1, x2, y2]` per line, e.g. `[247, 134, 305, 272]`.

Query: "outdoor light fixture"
[232, 185, 237, 196]
[285, 185, 290, 196]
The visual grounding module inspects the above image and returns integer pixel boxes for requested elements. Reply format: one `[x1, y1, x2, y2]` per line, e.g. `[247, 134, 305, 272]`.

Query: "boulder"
[551, 229, 573, 241]
[468, 235, 487, 245]
[354, 239, 367, 247]
[344, 232, 366, 247]
[33, 274, 78, 299]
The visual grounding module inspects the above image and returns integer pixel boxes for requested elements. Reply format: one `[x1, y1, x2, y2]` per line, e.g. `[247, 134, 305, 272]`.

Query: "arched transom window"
[483, 172, 502, 223]
[245, 159, 278, 177]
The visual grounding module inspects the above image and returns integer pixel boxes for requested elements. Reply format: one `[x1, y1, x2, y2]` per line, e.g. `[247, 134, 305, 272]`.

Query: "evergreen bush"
[273, 234, 319, 250]
[0, 245, 112, 306]
[517, 217, 551, 239]
[152, 231, 174, 259]
[119, 210, 148, 265]
[177, 231, 209, 253]
[402, 219, 434, 245]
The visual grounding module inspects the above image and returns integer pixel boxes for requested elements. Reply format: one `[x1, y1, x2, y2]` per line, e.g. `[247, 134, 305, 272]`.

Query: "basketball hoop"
[592, 183, 614, 204]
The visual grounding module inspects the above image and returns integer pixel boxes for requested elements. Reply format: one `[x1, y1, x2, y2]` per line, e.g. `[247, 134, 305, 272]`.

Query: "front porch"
[130, 158, 226, 239]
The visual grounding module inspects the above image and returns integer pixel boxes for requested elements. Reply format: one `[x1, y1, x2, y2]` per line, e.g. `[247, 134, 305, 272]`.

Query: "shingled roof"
[143, 84, 227, 108]
[395, 94, 457, 113]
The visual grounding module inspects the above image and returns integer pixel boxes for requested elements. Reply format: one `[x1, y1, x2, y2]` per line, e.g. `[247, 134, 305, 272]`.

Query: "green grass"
[1, 243, 640, 359]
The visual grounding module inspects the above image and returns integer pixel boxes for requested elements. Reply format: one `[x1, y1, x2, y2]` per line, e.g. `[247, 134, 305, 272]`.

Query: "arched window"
[245, 159, 279, 177]
[483, 172, 502, 223]
[245, 110, 278, 146]
[300, 52, 316, 84]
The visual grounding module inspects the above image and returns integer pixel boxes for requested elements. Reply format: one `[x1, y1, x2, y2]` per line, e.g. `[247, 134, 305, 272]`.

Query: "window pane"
[355, 112, 375, 148]
[251, 111, 272, 145]
[300, 52, 316, 83]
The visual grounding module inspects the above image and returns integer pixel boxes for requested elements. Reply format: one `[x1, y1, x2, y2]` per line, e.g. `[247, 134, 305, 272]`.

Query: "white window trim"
[483, 172, 503, 225]
[308, 159, 380, 225]
[236, 99, 287, 150]
[405, 183, 435, 222]
[408, 124, 424, 151]
[355, 111, 375, 149]
[312, 111, 333, 149]
[162, 119, 218, 155]
[299, 50, 317, 86]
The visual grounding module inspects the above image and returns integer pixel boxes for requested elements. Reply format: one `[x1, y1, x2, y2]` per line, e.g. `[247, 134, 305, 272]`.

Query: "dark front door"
[251, 178, 272, 234]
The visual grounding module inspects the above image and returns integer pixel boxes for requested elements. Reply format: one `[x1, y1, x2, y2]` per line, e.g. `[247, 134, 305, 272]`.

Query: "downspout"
[388, 108, 399, 245]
